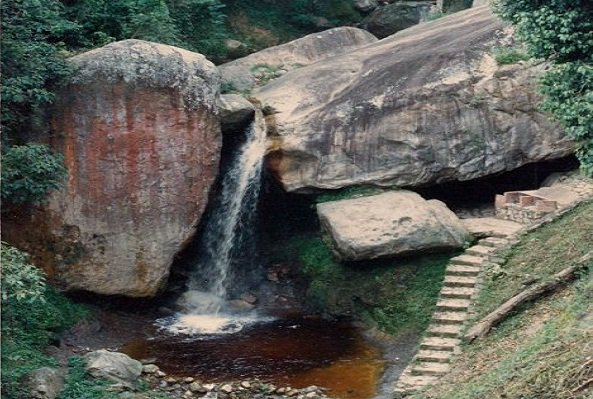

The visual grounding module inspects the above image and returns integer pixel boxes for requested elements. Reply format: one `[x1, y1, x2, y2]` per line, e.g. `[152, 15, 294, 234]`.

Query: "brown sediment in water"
[121, 317, 384, 399]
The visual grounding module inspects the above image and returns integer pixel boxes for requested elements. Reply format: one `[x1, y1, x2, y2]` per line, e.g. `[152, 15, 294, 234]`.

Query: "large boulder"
[257, 6, 574, 193]
[2, 40, 221, 297]
[219, 27, 377, 92]
[317, 191, 471, 261]
[83, 350, 142, 388]
[360, 2, 433, 39]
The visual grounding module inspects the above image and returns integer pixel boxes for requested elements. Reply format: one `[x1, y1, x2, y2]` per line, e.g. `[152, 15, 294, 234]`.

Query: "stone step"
[395, 374, 439, 392]
[411, 361, 451, 376]
[465, 245, 495, 257]
[416, 349, 453, 363]
[446, 264, 481, 276]
[419, 337, 460, 351]
[450, 254, 484, 266]
[441, 286, 476, 299]
[432, 311, 467, 324]
[443, 275, 478, 288]
[436, 298, 471, 311]
[479, 237, 508, 248]
[427, 324, 463, 338]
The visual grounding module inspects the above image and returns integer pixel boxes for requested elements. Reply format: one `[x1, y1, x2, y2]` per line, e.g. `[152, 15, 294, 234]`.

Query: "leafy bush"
[1, 0, 76, 139]
[495, 0, 593, 175]
[1, 243, 89, 399]
[1, 144, 68, 205]
[0, 242, 46, 303]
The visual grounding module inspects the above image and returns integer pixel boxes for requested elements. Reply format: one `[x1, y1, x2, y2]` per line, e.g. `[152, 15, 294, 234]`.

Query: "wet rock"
[240, 293, 258, 305]
[83, 350, 143, 388]
[354, 0, 379, 13]
[3, 39, 222, 298]
[317, 191, 471, 261]
[227, 299, 256, 312]
[24, 367, 65, 399]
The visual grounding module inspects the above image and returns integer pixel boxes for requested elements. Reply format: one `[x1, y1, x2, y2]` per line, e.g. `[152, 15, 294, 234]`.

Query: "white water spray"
[162, 110, 268, 335]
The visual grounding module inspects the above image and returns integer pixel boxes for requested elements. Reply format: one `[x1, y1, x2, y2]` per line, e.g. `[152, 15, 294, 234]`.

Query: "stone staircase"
[394, 236, 511, 396]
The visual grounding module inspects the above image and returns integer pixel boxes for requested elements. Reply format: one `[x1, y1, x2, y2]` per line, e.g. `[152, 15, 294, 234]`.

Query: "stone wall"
[495, 192, 557, 224]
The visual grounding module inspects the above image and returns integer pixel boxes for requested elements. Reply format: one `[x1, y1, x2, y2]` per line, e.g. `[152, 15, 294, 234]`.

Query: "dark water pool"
[121, 317, 385, 399]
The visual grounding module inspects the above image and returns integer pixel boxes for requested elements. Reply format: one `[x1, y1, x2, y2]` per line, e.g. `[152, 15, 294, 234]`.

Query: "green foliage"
[57, 357, 118, 399]
[1, 242, 46, 303]
[494, 0, 593, 63]
[1, 144, 68, 205]
[1, 243, 89, 398]
[293, 236, 452, 336]
[1, 0, 77, 139]
[539, 62, 593, 176]
[492, 47, 531, 65]
[495, 0, 593, 175]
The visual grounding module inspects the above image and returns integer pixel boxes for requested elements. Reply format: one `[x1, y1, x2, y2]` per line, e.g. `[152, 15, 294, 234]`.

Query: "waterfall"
[163, 109, 268, 335]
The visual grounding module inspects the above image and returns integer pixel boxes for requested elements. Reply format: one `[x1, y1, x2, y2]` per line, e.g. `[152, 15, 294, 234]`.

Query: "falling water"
[163, 110, 268, 335]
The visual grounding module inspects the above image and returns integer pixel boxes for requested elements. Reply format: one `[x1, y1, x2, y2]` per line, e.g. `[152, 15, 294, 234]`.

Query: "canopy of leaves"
[1, 0, 77, 140]
[495, 0, 593, 175]
[1, 144, 68, 205]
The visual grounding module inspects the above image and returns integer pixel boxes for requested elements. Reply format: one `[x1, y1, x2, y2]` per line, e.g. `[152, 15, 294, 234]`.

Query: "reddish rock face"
[2, 40, 222, 297]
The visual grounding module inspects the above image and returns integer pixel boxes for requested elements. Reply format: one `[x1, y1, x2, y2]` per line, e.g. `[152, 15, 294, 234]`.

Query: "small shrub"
[492, 47, 531, 65]
[1, 144, 68, 205]
[1, 243, 89, 398]
[57, 357, 118, 399]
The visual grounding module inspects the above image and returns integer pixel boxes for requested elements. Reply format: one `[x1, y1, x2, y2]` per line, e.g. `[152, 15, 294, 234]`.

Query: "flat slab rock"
[317, 190, 471, 261]
[461, 217, 522, 238]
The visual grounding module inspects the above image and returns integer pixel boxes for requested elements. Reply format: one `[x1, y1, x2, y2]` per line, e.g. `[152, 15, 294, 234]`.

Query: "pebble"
[240, 381, 251, 389]
[220, 384, 233, 393]
[182, 390, 194, 398]
[156, 370, 167, 378]
[142, 364, 159, 374]
[184, 377, 195, 383]
[203, 383, 216, 391]
[189, 382, 206, 393]
[305, 392, 317, 398]
[165, 377, 177, 384]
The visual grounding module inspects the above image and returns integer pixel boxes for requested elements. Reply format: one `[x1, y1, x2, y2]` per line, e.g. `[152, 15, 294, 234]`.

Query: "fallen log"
[464, 252, 592, 343]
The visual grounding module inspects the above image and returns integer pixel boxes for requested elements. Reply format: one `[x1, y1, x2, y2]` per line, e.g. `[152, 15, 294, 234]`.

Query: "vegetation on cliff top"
[495, 0, 593, 176]
[416, 200, 593, 399]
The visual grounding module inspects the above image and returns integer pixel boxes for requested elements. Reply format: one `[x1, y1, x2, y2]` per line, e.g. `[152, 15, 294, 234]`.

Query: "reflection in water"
[122, 318, 384, 399]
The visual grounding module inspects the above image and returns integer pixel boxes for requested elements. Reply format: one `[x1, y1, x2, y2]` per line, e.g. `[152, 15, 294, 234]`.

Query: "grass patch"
[57, 357, 118, 399]
[416, 200, 593, 399]
[292, 236, 453, 337]
[474, 200, 593, 319]
[492, 47, 531, 65]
